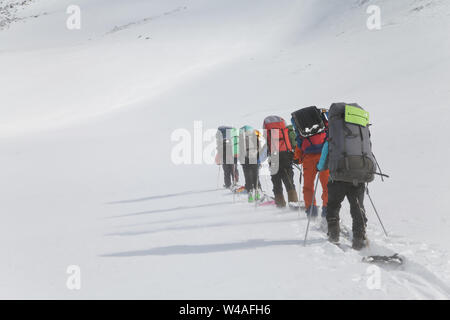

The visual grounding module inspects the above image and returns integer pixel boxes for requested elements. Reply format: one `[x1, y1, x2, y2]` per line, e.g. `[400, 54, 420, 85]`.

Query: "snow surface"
[1, 0, 450, 299]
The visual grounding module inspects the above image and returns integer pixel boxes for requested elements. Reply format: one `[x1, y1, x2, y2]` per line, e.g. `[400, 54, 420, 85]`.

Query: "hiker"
[291, 107, 329, 219]
[317, 103, 375, 250]
[263, 116, 298, 208]
[216, 126, 239, 189]
[238, 125, 265, 202]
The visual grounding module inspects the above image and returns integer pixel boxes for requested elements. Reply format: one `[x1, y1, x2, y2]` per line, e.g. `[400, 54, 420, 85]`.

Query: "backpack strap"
[280, 127, 292, 153]
[358, 126, 366, 166]
[306, 136, 314, 149]
[222, 138, 228, 164]
[256, 131, 260, 162]
[267, 129, 272, 154]
[342, 118, 349, 170]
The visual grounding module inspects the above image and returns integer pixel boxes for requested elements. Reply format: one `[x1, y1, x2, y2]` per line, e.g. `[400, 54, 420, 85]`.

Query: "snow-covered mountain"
[1, 0, 450, 299]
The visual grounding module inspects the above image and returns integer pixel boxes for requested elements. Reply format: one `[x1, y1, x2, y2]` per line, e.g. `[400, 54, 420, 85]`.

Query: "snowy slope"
[1, 0, 450, 299]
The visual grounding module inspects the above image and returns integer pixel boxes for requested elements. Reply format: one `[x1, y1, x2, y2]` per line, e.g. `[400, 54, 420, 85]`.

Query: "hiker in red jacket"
[291, 108, 329, 218]
[263, 116, 298, 208]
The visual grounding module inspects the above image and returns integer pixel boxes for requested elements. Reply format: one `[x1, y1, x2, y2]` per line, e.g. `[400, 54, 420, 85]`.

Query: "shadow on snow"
[106, 217, 300, 236]
[107, 201, 234, 219]
[106, 188, 223, 205]
[100, 238, 325, 257]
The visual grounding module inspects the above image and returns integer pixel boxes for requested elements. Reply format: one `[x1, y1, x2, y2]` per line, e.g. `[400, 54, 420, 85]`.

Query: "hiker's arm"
[317, 141, 329, 171]
[293, 146, 303, 164]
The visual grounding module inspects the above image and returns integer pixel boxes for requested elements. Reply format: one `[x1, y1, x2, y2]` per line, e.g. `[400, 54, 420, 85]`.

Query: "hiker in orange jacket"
[291, 112, 329, 218]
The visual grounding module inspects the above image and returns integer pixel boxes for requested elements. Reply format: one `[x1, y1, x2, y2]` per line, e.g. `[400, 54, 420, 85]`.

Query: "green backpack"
[287, 125, 297, 150]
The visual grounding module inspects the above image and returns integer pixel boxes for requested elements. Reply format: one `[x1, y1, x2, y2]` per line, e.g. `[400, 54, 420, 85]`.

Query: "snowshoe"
[288, 202, 300, 210]
[259, 200, 276, 206]
[362, 254, 404, 266]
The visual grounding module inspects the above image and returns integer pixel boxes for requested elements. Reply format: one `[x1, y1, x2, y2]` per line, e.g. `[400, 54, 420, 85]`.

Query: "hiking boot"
[352, 236, 367, 251]
[327, 220, 340, 244]
[305, 205, 319, 218]
[321, 206, 328, 218]
[352, 223, 367, 250]
[274, 193, 286, 208]
[248, 192, 254, 203]
[352, 231, 367, 251]
[287, 189, 299, 203]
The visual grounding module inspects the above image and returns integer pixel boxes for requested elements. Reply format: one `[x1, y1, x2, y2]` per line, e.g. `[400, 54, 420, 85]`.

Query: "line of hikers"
[215, 103, 378, 250]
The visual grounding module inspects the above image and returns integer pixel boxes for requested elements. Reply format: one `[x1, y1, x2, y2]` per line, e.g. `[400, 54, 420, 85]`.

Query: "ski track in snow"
[105, 6, 188, 36]
[294, 214, 450, 300]
[103, 187, 450, 299]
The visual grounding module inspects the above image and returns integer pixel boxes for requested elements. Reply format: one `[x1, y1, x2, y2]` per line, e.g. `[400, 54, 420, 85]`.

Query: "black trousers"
[223, 164, 239, 188]
[242, 164, 260, 192]
[270, 152, 295, 195]
[327, 181, 367, 237]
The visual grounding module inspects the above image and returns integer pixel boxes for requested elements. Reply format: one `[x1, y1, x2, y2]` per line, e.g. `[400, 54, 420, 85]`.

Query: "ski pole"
[372, 153, 386, 182]
[298, 165, 303, 217]
[232, 164, 236, 203]
[304, 174, 320, 246]
[366, 186, 389, 237]
[255, 167, 259, 209]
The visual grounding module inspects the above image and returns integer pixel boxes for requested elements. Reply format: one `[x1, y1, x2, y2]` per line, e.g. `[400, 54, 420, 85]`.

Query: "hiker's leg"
[347, 183, 367, 238]
[326, 180, 346, 224]
[302, 154, 317, 209]
[223, 164, 232, 188]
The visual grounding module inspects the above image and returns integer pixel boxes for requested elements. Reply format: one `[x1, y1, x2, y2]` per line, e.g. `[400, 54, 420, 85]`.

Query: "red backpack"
[263, 116, 292, 154]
